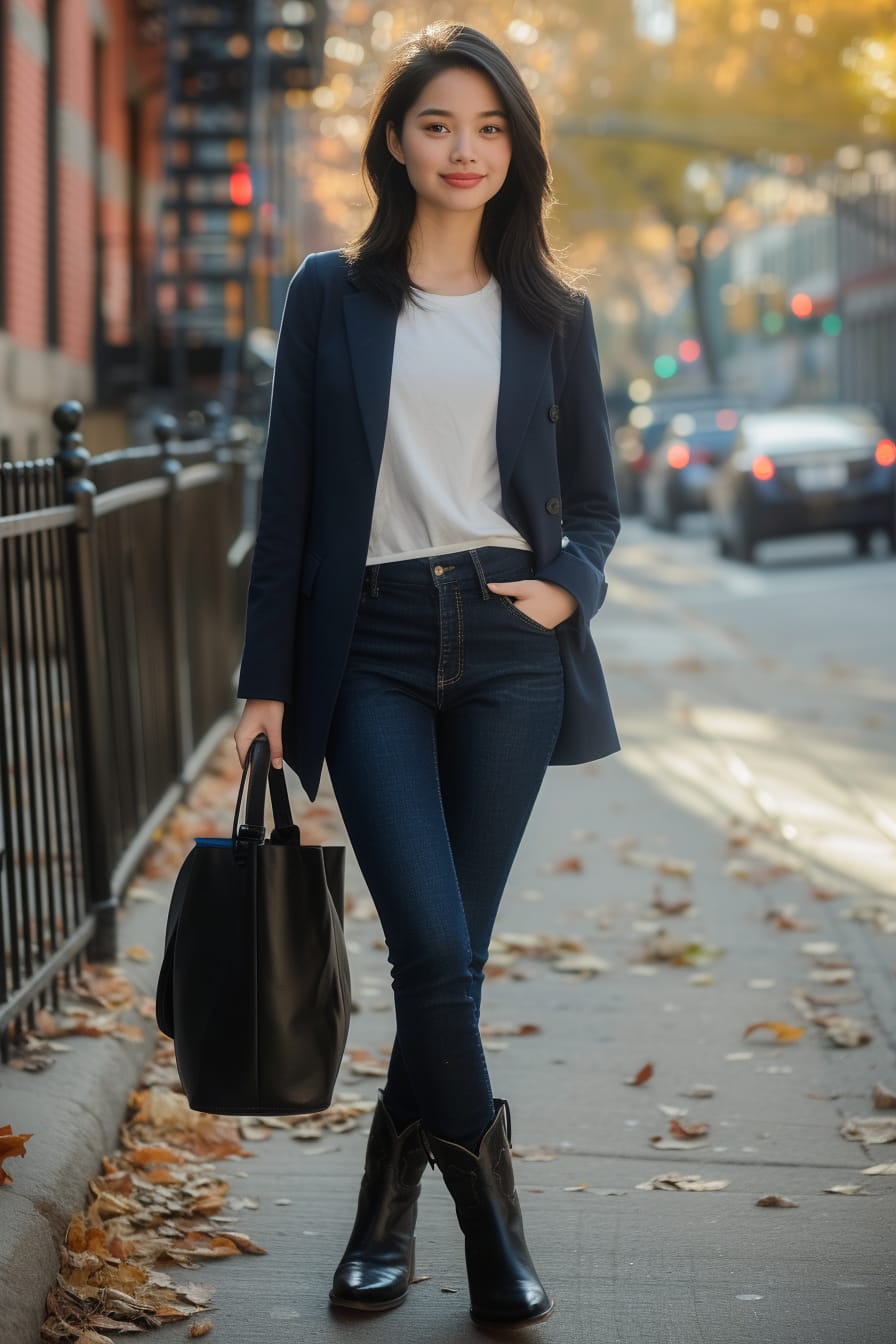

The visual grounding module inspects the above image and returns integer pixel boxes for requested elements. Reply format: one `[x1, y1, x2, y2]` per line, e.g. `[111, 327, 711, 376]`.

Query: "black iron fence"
[0, 402, 260, 1059]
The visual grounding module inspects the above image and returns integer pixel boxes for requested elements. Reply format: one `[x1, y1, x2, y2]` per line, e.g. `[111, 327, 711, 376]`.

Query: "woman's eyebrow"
[415, 107, 507, 118]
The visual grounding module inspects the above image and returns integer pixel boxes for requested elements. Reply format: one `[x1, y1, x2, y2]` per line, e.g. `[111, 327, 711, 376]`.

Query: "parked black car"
[708, 404, 896, 562]
[643, 402, 749, 530]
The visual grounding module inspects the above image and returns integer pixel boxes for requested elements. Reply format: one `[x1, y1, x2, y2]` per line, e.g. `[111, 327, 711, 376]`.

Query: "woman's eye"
[424, 122, 447, 133]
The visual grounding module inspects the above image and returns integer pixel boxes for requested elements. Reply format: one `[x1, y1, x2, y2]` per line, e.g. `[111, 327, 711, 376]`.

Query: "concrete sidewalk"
[3, 656, 895, 1342]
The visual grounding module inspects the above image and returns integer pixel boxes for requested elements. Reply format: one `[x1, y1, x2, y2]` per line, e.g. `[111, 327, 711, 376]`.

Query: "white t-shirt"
[366, 273, 533, 564]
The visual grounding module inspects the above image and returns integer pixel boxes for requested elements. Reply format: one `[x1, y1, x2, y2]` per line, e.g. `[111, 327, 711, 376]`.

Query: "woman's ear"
[385, 120, 405, 165]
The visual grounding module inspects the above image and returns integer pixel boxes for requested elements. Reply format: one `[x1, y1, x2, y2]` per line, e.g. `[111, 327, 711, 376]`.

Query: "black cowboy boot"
[421, 1098, 554, 1328]
[329, 1089, 429, 1311]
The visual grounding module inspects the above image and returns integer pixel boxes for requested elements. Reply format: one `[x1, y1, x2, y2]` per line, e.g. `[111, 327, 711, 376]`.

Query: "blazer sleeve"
[236, 252, 322, 703]
[532, 294, 621, 652]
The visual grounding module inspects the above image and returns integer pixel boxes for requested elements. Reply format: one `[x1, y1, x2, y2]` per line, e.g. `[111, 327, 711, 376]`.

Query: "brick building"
[1, 0, 164, 460]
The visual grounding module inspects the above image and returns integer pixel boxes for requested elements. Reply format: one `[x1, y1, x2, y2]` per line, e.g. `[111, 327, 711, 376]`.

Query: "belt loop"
[369, 563, 380, 597]
[469, 548, 491, 600]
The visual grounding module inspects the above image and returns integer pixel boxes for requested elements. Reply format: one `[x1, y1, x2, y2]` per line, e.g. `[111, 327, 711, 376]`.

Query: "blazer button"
[545, 496, 561, 515]
[548, 404, 560, 422]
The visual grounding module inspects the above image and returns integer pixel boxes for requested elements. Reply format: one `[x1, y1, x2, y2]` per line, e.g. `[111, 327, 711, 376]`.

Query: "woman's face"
[386, 65, 512, 214]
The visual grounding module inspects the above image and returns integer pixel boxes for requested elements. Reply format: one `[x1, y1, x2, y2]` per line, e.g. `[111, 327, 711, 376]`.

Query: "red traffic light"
[229, 163, 252, 207]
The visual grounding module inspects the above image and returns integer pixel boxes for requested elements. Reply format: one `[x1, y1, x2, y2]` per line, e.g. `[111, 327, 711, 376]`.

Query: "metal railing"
[0, 401, 259, 1059]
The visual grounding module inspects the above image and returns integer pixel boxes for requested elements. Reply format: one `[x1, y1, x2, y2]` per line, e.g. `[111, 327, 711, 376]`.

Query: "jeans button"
[434, 565, 444, 575]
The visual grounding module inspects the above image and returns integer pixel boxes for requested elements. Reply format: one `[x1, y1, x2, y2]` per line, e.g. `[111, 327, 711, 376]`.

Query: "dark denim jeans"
[324, 546, 565, 1149]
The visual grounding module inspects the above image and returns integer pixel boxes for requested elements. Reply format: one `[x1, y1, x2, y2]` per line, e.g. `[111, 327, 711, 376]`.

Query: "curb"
[0, 877, 170, 1344]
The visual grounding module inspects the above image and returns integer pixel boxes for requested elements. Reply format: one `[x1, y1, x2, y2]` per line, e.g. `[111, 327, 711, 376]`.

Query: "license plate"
[795, 462, 848, 491]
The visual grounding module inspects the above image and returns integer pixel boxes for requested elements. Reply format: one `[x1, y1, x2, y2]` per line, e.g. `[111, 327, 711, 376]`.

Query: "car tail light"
[666, 442, 690, 469]
[876, 438, 896, 466]
[751, 455, 775, 481]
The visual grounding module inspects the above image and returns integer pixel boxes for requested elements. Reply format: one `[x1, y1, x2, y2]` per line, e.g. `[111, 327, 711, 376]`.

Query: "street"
[135, 519, 896, 1344]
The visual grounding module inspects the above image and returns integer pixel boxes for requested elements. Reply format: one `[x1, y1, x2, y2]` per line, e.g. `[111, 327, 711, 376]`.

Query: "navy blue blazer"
[237, 249, 621, 802]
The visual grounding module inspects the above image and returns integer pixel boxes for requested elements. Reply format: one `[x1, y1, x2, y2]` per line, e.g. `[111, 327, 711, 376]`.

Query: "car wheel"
[648, 496, 673, 532]
[732, 516, 756, 564]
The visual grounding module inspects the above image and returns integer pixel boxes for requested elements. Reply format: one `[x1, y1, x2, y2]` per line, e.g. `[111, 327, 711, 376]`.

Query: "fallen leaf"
[651, 890, 693, 917]
[765, 905, 815, 931]
[808, 967, 854, 984]
[681, 1084, 716, 1098]
[756, 1194, 798, 1207]
[624, 1062, 654, 1087]
[810, 886, 840, 901]
[824, 1185, 866, 1195]
[743, 1021, 805, 1044]
[189, 1324, 214, 1337]
[862, 1163, 896, 1175]
[124, 944, 152, 962]
[657, 1105, 688, 1119]
[727, 861, 799, 885]
[636, 1172, 729, 1192]
[872, 1084, 896, 1110]
[347, 1047, 390, 1078]
[551, 954, 611, 976]
[0, 1125, 33, 1184]
[617, 847, 695, 879]
[649, 1135, 710, 1150]
[800, 941, 839, 957]
[511, 1144, 558, 1162]
[564, 1183, 589, 1192]
[840, 1116, 896, 1144]
[546, 855, 584, 874]
[669, 1118, 709, 1139]
[480, 1023, 542, 1038]
[822, 1017, 872, 1048]
[639, 934, 724, 967]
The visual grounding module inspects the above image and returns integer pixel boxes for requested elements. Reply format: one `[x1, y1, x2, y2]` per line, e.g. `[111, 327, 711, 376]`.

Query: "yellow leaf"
[0, 1125, 33, 1184]
[743, 1021, 805, 1043]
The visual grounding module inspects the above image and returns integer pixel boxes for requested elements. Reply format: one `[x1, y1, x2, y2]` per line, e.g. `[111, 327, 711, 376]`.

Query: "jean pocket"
[496, 594, 555, 634]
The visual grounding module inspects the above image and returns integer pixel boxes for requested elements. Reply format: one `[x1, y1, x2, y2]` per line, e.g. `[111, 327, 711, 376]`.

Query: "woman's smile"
[440, 173, 486, 188]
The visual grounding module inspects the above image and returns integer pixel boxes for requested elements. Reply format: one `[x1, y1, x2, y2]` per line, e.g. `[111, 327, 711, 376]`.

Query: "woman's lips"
[441, 174, 485, 188]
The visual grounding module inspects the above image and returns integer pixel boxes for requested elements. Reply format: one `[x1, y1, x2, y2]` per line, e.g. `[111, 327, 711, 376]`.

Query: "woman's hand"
[235, 699, 285, 769]
[485, 579, 578, 630]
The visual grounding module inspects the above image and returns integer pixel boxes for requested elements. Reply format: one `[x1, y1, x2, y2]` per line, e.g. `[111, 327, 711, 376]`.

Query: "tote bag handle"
[232, 732, 300, 858]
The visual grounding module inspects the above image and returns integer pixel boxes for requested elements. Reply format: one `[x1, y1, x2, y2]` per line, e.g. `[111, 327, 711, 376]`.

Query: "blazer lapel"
[342, 288, 398, 478]
[343, 278, 553, 486]
[496, 298, 553, 486]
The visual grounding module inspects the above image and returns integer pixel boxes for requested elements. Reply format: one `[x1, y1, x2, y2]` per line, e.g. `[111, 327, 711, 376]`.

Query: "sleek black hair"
[341, 21, 586, 332]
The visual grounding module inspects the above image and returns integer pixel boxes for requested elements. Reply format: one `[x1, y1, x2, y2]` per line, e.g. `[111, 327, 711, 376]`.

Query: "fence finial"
[53, 400, 94, 499]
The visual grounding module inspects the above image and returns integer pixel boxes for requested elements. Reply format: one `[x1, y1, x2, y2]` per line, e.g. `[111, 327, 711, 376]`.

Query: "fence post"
[155, 414, 193, 774]
[54, 400, 117, 961]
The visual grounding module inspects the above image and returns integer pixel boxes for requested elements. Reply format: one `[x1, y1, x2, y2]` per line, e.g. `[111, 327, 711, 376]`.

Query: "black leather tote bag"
[155, 733, 351, 1115]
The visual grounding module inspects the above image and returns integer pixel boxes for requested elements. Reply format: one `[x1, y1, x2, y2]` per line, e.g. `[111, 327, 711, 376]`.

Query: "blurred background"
[2, 1, 895, 468]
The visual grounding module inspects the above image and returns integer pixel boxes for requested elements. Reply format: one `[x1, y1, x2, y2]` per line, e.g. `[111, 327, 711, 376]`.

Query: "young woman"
[234, 21, 620, 1329]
